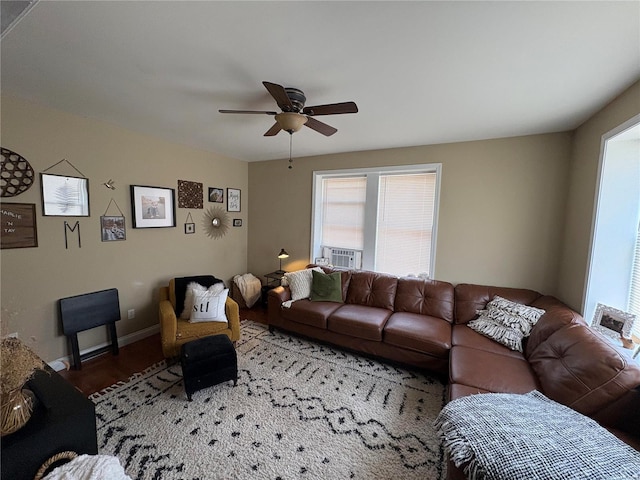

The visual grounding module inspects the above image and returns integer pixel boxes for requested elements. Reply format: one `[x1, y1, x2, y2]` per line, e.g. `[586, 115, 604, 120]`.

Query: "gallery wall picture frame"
[185, 223, 195, 234]
[1, 202, 38, 249]
[130, 185, 176, 228]
[177, 180, 203, 209]
[227, 188, 241, 212]
[100, 215, 126, 242]
[233, 219, 242, 227]
[209, 187, 224, 203]
[41, 173, 90, 217]
[591, 303, 636, 340]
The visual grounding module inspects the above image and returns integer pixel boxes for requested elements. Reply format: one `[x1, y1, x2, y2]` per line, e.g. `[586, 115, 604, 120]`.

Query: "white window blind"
[320, 176, 366, 250]
[376, 173, 436, 276]
[628, 221, 640, 338]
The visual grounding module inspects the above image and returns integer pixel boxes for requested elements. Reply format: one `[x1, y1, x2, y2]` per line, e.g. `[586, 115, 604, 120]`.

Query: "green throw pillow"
[310, 270, 343, 303]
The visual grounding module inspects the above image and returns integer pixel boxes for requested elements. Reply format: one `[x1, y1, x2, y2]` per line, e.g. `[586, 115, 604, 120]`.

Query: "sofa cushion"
[280, 299, 342, 329]
[310, 270, 343, 303]
[328, 304, 392, 341]
[449, 345, 539, 394]
[454, 284, 542, 324]
[394, 277, 455, 322]
[525, 296, 586, 357]
[528, 323, 640, 417]
[345, 271, 397, 311]
[172, 275, 223, 315]
[448, 383, 492, 401]
[451, 324, 524, 359]
[467, 296, 545, 352]
[383, 312, 451, 358]
[283, 267, 323, 301]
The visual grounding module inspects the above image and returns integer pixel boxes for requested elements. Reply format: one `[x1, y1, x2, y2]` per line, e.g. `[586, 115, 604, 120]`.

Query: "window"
[312, 164, 441, 277]
[584, 116, 640, 341]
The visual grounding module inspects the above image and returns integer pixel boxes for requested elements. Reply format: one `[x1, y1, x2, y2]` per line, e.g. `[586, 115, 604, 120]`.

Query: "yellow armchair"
[159, 275, 240, 358]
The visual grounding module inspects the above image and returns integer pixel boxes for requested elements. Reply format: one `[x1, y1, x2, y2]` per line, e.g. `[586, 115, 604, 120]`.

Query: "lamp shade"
[277, 249, 289, 259]
[275, 112, 307, 133]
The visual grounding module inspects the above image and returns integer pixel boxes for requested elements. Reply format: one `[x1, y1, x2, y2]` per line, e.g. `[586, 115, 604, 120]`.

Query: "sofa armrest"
[225, 296, 240, 341]
[268, 285, 291, 303]
[159, 298, 178, 358]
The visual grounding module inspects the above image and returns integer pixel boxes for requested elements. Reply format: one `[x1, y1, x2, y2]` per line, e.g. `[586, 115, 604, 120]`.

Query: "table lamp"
[276, 248, 289, 274]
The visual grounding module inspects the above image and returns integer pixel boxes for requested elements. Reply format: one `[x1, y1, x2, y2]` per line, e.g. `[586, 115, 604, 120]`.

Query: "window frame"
[311, 163, 442, 277]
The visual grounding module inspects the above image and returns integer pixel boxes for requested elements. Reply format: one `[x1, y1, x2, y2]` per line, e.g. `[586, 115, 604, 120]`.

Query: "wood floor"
[59, 307, 267, 396]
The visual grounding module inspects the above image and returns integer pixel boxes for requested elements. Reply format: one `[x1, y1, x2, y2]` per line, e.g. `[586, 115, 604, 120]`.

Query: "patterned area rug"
[92, 320, 447, 479]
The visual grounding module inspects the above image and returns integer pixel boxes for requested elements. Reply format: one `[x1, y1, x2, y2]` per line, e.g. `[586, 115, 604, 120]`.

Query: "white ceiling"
[1, 1, 639, 162]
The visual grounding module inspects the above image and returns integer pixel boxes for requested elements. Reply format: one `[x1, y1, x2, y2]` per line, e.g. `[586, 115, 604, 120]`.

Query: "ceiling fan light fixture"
[275, 112, 307, 133]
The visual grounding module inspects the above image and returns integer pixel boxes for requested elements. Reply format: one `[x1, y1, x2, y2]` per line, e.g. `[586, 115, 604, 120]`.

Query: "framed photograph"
[130, 185, 176, 228]
[227, 188, 241, 212]
[100, 215, 126, 242]
[592, 303, 636, 340]
[185, 222, 195, 234]
[209, 187, 224, 203]
[41, 173, 90, 216]
[1, 203, 38, 249]
[233, 219, 242, 227]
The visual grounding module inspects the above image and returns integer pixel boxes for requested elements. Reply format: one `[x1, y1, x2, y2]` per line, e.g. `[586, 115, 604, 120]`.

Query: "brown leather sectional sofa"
[267, 266, 640, 460]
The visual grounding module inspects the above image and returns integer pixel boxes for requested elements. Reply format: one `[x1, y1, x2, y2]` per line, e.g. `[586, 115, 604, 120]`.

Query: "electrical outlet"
[127, 309, 135, 319]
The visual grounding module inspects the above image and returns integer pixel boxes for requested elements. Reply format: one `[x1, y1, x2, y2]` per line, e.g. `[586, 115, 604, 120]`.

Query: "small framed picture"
[130, 185, 176, 228]
[592, 303, 636, 340]
[185, 222, 195, 234]
[227, 188, 241, 212]
[233, 219, 242, 227]
[209, 187, 224, 203]
[41, 173, 90, 216]
[100, 215, 126, 242]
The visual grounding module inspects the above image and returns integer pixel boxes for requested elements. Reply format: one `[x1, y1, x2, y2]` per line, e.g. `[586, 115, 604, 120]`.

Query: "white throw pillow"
[467, 296, 545, 352]
[189, 287, 229, 323]
[181, 282, 225, 319]
[283, 267, 323, 302]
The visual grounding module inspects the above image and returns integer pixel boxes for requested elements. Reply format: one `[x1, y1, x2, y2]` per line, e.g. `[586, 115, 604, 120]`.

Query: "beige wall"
[557, 80, 640, 312]
[248, 133, 572, 294]
[1, 96, 248, 363]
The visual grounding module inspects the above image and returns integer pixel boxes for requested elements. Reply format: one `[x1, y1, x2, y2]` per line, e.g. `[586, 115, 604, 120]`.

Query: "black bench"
[180, 334, 237, 401]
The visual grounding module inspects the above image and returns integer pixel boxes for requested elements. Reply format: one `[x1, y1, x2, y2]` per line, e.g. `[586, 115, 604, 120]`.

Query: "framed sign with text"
[1, 203, 38, 249]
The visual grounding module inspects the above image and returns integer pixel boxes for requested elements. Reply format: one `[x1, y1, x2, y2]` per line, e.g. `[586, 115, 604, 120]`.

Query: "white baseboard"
[48, 324, 160, 371]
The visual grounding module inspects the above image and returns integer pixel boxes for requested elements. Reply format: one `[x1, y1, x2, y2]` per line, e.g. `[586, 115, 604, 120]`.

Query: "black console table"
[1, 369, 98, 480]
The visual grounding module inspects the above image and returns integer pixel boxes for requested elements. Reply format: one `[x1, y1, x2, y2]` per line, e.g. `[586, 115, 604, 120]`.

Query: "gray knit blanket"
[435, 390, 640, 480]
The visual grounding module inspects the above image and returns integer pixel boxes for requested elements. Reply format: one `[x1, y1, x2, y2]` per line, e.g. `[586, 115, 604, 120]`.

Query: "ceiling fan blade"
[264, 123, 282, 137]
[263, 81, 294, 111]
[302, 101, 358, 116]
[219, 109, 277, 115]
[304, 116, 337, 136]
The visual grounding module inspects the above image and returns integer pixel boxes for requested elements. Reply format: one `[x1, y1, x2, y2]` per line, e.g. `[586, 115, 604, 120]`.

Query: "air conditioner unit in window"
[322, 247, 362, 269]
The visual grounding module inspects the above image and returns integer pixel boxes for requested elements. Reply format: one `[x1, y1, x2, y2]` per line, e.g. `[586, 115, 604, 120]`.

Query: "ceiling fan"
[219, 81, 358, 137]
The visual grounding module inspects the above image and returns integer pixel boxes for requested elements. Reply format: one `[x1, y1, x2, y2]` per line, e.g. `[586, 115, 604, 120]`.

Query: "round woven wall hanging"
[1, 147, 35, 197]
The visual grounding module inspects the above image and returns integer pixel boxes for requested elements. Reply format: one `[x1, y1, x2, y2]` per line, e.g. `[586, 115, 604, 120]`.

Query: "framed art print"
[41, 173, 90, 216]
[227, 188, 240, 212]
[185, 222, 195, 234]
[209, 187, 224, 203]
[233, 219, 242, 227]
[130, 185, 176, 228]
[100, 215, 126, 241]
[592, 303, 636, 340]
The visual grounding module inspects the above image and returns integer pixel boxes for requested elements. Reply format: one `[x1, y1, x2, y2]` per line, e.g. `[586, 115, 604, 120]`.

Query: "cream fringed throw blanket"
[233, 273, 262, 308]
[435, 390, 640, 480]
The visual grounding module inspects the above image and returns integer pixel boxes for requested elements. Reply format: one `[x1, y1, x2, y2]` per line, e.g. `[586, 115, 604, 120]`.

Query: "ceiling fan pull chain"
[288, 132, 294, 170]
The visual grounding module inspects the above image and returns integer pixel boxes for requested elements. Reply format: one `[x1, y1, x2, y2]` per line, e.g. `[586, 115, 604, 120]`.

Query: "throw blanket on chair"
[435, 390, 640, 480]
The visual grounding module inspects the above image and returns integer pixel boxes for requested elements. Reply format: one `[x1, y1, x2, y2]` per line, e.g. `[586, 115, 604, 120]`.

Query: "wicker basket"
[34, 451, 77, 480]
[230, 281, 248, 309]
